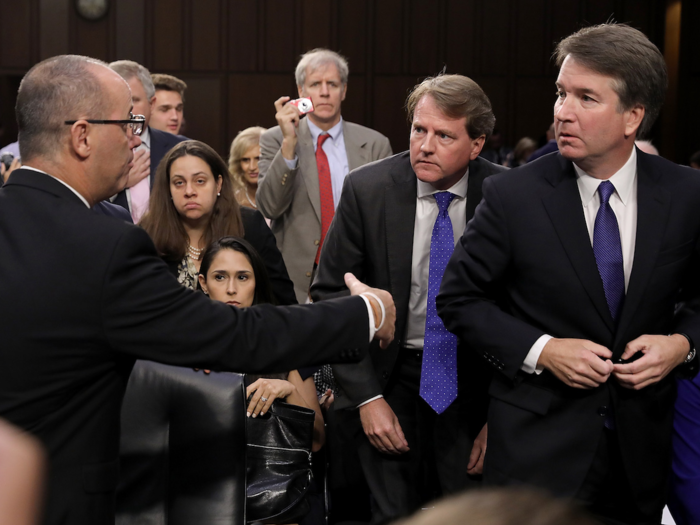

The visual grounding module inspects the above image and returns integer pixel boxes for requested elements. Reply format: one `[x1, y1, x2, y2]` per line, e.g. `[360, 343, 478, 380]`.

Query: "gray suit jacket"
[257, 118, 392, 303]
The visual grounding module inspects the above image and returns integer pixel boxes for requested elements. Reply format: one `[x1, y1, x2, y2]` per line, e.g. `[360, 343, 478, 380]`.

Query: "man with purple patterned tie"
[438, 24, 700, 525]
[312, 74, 505, 524]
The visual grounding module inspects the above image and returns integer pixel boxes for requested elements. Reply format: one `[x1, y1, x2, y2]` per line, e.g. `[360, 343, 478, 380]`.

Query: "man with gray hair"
[109, 60, 186, 223]
[258, 48, 393, 303]
[0, 54, 396, 525]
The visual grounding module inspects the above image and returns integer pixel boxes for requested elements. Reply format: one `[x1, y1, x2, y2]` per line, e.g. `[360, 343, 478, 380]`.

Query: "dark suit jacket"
[113, 126, 187, 213]
[311, 152, 506, 416]
[164, 206, 297, 306]
[437, 150, 700, 515]
[93, 200, 133, 222]
[0, 169, 370, 525]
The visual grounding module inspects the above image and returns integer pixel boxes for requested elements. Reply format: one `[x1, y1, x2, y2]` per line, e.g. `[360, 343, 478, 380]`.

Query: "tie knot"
[597, 180, 615, 204]
[317, 133, 331, 148]
[434, 192, 455, 213]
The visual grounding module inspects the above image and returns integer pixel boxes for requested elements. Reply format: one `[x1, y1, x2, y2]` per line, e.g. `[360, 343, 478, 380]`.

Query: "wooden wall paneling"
[515, 0, 546, 76]
[181, 76, 224, 153]
[583, 0, 618, 25]
[445, 0, 477, 75]
[39, 0, 70, 61]
[548, 0, 581, 75]
[300, 0, 332, 52]
[622, 0, 653, 35]
[373, 0, 403, 74]
[71, 7, 112, 61]
[476, 77, 508, 136]
[339, 74, 366, 126]
[373, 75, 420, 153]
[263, 0, 297, 72]
[0, 0, 33, 68]
[479, 0, 509, 76]
[115, 0, 145, 63]
[512, 77, 556, 143]
[683, 0, 700, 75]
[227, 73, 296, 150]
[337, 0, 368, 74]
[152, 0, 184, 70]
[191, 0, 222, 70]
[0, 75, 22, 146]
[227, 0, 258, 71]
[407, 0, 441, 75]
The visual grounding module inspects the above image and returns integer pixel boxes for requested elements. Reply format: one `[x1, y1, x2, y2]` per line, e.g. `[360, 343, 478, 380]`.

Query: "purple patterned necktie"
[420, 192, 458, 414]
[593, 181, 625, 321]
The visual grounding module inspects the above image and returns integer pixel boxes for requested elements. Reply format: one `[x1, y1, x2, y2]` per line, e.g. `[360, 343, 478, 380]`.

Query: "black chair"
[116, 361, 247, 525]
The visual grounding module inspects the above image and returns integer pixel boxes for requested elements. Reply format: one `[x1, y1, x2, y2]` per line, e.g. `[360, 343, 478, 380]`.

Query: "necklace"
[187, 244, 202, 260]
[245, 187, 257, 209]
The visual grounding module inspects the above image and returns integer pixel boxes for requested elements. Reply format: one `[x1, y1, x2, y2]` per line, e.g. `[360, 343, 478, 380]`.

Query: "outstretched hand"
[345, 272, 396, 348]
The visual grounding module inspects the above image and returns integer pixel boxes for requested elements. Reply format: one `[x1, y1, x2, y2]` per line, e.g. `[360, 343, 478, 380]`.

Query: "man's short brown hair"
[554, 23, 667, 138]
[406, 74, 496, 140]
[151, 74, 187, 102]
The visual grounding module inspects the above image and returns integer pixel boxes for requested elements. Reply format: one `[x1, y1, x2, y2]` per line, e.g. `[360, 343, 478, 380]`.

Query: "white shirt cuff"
[357, 395, 383, 409]
[521, 334, 552, 375]
[283, 156, 298, 170]
[358, 294, 377, 343]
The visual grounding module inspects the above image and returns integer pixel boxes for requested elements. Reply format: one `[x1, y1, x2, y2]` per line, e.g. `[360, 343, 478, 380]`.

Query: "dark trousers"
[576, 428, 662, 525]
[357, 350, 480, 525]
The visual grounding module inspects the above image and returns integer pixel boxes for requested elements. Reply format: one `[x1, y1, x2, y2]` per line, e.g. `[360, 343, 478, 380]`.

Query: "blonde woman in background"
[229, 126, 266, 210]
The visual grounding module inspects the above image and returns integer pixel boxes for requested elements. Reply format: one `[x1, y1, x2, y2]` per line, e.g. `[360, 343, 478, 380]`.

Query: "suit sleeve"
[256, 130, 299, 220]
[437, 177, 546, 380]
[100, 227, 369, 374]
[311, 175, 383, 407]
[242, 208, 298, 305]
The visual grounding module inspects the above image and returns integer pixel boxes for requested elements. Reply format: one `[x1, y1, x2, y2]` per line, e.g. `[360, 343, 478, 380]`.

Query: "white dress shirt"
[358, 169, 470, 407]
[284, 118, 349, 209]
[523, 148, 638, 373]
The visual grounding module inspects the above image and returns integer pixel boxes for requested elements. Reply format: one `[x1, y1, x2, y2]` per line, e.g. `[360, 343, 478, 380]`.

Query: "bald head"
[16, 55, 118, 162]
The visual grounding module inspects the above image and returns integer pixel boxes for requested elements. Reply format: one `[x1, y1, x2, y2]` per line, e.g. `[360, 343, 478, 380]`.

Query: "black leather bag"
[246, 399, 315, 524]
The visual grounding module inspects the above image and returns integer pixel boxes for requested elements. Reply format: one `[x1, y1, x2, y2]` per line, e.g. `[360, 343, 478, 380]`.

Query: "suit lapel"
[297, 119, 321, 221]
[614, 155, 670, 349]
[543, 158, 615, 332]
[385, 157, 417, 325]
[343, 121, 369, 172]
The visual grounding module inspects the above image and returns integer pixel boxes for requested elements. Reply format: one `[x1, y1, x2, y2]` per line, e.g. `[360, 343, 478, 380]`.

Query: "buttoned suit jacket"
[257, 118, 392, 303]
[113, 126, 187, 213]
[0, 169, 370, 525]
[437, 150, 700, 516]
[311, 151, 506, 419]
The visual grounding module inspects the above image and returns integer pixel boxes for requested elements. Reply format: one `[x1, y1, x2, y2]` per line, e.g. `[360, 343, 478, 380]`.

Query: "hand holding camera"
[273, 96, 314, 161]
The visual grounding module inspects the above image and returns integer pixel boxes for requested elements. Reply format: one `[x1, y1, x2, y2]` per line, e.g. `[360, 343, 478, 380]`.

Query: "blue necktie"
[593, 181, 625, 321]
[420, 192, 458, 414]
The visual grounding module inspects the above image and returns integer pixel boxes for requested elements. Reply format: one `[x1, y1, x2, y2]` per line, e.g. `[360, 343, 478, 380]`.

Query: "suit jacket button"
[598, 406, 608, 417]
[314, 239, 320, 246]
[382, 371, 389, 380]
[306, 272, 311, 277]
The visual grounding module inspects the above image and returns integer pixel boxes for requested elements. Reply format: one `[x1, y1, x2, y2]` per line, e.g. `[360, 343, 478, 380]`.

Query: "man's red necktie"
[315, 133, 333, 264]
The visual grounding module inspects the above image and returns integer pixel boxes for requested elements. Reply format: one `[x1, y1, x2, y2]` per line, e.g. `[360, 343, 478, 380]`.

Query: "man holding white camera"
[257, 48, 393, 303]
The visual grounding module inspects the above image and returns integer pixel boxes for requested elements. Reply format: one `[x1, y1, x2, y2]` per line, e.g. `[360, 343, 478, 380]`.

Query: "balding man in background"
[0, 54, 395, 525]
[109, 60, 187, 222]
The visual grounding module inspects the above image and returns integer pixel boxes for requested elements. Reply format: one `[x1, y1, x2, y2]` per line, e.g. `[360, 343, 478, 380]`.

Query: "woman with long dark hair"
[139, 140, 296, 304]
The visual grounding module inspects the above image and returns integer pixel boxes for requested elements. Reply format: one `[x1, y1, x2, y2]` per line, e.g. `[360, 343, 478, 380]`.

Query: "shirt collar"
[416, 167, 470, 200]
[307, 117, 344, 144]
[139, 126, 151, 149]
[574, 148, 637, 207]
[21, 165, 91, 208]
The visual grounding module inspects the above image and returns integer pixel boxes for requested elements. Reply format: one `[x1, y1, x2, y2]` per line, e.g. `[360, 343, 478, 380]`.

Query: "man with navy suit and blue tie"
[312, 74, 505, 524]
[438, 24, 700, 525]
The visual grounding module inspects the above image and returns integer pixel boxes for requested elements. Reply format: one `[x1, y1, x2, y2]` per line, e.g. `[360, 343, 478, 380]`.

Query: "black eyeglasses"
[64, 113, 146, 136]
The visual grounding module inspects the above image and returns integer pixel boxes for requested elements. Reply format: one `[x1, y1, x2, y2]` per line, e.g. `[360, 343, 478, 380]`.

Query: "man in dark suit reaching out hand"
[0, 54, 396, 525]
